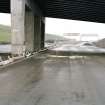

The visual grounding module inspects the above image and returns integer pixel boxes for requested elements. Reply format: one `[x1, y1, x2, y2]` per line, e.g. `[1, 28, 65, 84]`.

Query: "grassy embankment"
[0, 25, 11, 44]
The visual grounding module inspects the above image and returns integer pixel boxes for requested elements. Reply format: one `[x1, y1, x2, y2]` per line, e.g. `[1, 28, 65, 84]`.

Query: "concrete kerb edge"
[0, 49, 48, 70]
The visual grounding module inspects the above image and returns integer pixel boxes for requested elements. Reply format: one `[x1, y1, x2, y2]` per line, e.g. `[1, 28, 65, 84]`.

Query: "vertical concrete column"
[34, 16, 45, 51]
[11, 0, 26, 55]
[34, 16, 41, 51]
[25, 10, 35, 52]
[41, 17, 45, 49]
[11, 0, 45, 54]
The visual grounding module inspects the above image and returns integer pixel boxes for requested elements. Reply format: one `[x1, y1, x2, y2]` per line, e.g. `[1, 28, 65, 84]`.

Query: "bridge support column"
[11, 0, 45, 55]
[34, 17, 45, 51]
[25, 10, 35, 53]
[11, 0, 26, 55]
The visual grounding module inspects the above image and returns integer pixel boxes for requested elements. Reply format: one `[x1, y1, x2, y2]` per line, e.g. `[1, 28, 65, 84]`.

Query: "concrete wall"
[11, 0, 45, 55]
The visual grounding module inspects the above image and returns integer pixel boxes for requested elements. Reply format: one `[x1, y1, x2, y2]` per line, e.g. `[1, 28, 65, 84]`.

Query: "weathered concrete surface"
[11, 0, 26, 55]
[34, 17, 45, 51]
[11, 0, 45, 55]
[25, 10, 35, 52]
[0, 54, 105, 105]
[25, 11, 45, 52]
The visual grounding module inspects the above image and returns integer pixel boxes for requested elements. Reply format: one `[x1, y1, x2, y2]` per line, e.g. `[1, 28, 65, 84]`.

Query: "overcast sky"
[0, 13, 11, 26]
[1, 13, 105, 39]
[46, 18, 105, 35]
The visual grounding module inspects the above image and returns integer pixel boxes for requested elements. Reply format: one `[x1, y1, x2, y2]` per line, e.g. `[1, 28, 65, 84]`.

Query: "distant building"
[63, 33, 80, 36]
[80, 34, 99, 41]
[63, 33, 80, 41]
[63, 33, 99, 41]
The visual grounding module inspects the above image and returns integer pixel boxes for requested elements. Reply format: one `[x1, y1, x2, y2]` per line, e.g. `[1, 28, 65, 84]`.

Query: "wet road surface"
[0, 54, 105, 105]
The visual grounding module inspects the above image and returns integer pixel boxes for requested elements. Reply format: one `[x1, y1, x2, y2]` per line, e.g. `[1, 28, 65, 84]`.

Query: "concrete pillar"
[25, 15, 45, 52]
[41, 17, 45, 49]
[25, 10, 35, 52]
[11, 0, 26, 55]
[11, 0, 45, 55]
[33, 16, 45, 51]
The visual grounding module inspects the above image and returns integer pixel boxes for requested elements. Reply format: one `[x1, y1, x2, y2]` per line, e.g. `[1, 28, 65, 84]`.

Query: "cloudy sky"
[46, 18, 105, 36]
[1, 13, 105, 40]
[0, 13, 11, 26]
[45, 18, 105, 40]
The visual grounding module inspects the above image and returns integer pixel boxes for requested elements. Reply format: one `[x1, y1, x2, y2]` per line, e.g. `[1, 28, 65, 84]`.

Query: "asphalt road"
[0, 54, 105, 105]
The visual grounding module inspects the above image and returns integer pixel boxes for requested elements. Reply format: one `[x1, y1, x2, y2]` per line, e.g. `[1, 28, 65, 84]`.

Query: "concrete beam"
[26, 0, 43, 16]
